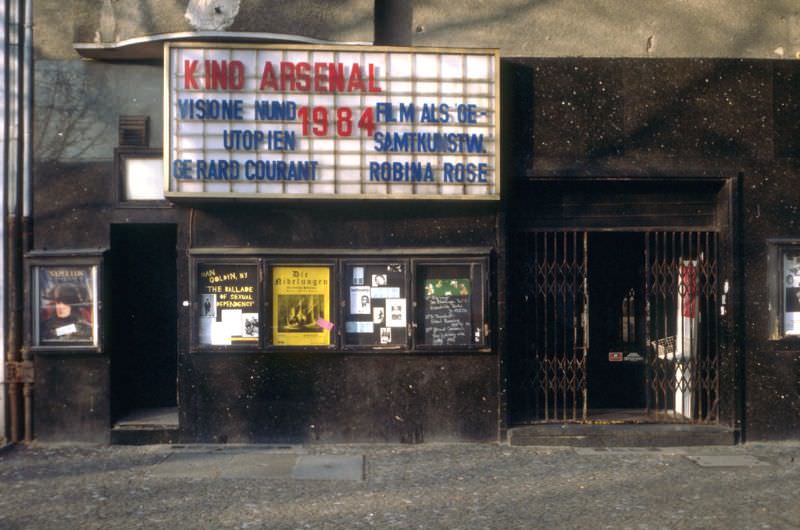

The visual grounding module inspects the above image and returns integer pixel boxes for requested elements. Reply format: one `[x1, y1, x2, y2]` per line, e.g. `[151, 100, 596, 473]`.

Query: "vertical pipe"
[21, 0, 32, 444]
[561, 233, 567, 420]
[581, 232, 588, 421]
[0, 0, 8, 443]
[536, 233, 545, 420]
[374, 0, 412, 46]
[644, 232, 651, 415]
[21, 0, 29, 223]
[571, 232, 577, 420]
[6, 0, 22, 444]
[543, 233, 549, 420]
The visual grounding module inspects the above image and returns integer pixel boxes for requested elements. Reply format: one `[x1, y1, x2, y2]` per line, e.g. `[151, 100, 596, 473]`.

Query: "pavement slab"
[0, 442, 798, 529]
[684, 454, 771, 467]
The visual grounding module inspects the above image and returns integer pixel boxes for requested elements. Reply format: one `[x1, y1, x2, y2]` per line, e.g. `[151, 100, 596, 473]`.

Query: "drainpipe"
[4, 0, 30, 444]
[21, 0, 32, 443]
[373, 0, 412, 46]
[5, 0, 21, 445]
[0, 0, 8, 445]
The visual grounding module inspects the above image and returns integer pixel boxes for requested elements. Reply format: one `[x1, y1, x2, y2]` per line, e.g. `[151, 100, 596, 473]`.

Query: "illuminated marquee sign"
[165, 43, 499, 200]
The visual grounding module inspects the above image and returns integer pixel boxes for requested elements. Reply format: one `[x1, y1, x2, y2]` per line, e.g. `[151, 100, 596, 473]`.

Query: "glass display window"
[342, 261, 409, 348]
[196, 262, 260, 347]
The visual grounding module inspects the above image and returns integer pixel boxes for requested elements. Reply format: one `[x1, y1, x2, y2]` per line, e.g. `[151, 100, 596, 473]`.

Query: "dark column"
[374, 0, 412, 46]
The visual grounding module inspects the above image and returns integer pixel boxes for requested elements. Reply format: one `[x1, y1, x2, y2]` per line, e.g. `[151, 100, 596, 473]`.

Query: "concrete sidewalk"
[0, 442, 798, 529]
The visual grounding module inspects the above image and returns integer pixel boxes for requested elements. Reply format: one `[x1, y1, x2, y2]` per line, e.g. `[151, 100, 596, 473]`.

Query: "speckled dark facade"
[179, 202, 502, 443]
[502, 58, 800, 441]
[30, 58, 800, 442]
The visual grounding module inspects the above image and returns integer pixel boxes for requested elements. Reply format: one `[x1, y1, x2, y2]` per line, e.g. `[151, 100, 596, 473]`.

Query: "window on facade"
[191, 254, 489, 352]
[343, 261, 408, 347]
[415, 262, 487, 347]
[271, 265, 333, 347]
[29, 256, 103, 352]
[115, 148, 166, 204]
[767, 241, 800, 339]
[781, 249, 800, 336]
[123, 157, 164, 200]
[197, 262, 259, 346]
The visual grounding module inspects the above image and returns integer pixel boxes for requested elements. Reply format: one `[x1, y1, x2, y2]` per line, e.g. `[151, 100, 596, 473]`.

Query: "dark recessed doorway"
[587, 232, 646, 413]
[110, 224, 177, 423]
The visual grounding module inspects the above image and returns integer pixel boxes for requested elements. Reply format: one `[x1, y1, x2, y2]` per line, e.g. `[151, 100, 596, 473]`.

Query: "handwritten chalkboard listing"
[424, 294, 471, 346]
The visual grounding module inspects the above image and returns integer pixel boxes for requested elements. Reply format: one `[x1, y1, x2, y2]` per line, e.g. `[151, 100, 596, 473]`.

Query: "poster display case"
[783, 250, 800, 336]
[190, 252, 490, 352]
[271, 265, 333, 347]
[415, 261, 487, 348]
[27, 252, 105, 352]
[767, 240, 800, 340]
[343, 261, 408, 347]
[196, 262, 260, 346]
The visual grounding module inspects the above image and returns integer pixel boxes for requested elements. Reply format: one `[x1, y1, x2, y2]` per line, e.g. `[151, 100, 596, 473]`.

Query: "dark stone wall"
[739, 158, 800, 439]
[34, 355, 110, 443]
[183, 353, 497, 443]
[33, 160, 113, 250]
[504, 58, 773, 176]
[31, 161, 113, 442]
[503, 57, 800, 440]
[190, 201, 498, 248]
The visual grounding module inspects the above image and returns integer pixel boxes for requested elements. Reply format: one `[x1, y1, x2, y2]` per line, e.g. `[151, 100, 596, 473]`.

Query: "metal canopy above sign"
[164, 43, 499, 200]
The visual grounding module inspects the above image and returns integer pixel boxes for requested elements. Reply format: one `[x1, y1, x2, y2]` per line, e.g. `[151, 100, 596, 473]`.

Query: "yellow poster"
[272, 266, 331, 346]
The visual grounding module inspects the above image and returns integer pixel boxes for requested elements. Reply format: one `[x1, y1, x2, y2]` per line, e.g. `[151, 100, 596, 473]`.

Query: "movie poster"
[197, 264, 258, 345]
[35, 266, 97, 346]
[272, 266, 331, 346]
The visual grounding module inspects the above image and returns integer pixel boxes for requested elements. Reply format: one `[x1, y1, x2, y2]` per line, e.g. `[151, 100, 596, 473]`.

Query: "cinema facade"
[5, 4, 800, 446]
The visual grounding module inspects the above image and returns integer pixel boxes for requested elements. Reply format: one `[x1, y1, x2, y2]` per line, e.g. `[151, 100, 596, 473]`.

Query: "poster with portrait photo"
[201, 294, 216, 317]
[786, 286, 800, 336]
[386, 298, 406, 328]
[350, 286, 371, 315]
[787, 287, 800, 313]
[242, 313, 259, 338]
[373, 306, 385, 324]
[35, 266, 97, 346]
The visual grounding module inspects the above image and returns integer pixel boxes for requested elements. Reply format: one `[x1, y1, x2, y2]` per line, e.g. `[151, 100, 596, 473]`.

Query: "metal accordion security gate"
[524, 231, 720, 423]
[645, 231, 720, 423]
[525, 232, 589, 421]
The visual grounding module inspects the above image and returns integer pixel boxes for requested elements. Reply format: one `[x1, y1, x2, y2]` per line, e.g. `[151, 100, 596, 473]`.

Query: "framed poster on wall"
[343, 261, 408, 347]
[415, 260, 488, 349]
[196, 262, 259, 346]
[271, 265, 332, 346]
[783, 250, 800, 335]
[27, 251, 105, 352]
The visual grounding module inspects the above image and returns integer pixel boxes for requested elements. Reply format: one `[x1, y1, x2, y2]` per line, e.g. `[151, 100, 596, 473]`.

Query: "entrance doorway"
[587, 232, 646, 413]
[110, 224, 177, 425]
[519, 230, 720, 424]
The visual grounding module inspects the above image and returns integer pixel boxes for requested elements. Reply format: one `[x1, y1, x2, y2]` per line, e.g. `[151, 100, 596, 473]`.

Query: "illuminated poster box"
[164, 43, 499, 200]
